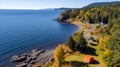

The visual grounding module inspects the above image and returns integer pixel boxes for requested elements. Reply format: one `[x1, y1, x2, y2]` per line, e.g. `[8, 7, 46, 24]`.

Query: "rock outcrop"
[11, 49, 45, 67]
[56, 15, 71, 23]
[16, 62, 27, 67]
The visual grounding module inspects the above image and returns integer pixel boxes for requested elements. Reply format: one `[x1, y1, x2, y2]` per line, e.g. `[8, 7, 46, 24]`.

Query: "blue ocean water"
[0, 9, 78, 66]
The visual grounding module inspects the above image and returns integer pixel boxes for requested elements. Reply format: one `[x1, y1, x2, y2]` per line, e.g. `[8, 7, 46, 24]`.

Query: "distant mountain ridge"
[55, 1, 120, 10]
[83, 1, 120, 8]
[54, 8, 78, 10]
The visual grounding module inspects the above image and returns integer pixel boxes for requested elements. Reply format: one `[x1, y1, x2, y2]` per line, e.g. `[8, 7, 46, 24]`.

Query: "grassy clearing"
[64, 43, 106, 67]
[65, 54, 85, 62]
[65, 53, 101, 67]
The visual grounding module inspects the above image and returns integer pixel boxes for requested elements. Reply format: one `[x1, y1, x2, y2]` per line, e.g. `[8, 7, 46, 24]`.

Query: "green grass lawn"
[65, 54, 85, 62]
[65, 44, 106, 67]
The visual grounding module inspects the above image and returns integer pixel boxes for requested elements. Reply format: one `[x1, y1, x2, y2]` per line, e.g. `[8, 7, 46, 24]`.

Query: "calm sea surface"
[0, 9, 78, 67]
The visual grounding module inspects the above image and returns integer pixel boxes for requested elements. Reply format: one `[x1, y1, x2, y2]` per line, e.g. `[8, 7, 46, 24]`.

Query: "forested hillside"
[83, 1, 120, 8]
[57, 3, 120, 24]
[56, 3, 120, 67]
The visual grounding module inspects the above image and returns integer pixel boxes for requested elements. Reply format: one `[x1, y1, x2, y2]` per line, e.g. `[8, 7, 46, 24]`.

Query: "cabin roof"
[83, 55, 94, 63]
[88, 37, 94, 40]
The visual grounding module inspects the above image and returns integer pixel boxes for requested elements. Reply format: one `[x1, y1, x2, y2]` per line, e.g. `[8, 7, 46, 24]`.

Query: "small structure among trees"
[83, 55, 94, 64]
[66, 32, 87, 52]
[88, 36, 94, 43]
[101, 21, 108, 26]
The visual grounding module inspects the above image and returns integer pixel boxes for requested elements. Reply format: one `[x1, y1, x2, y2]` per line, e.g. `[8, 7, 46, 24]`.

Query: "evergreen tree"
[66, 36, 76, 51]
[76, 32, 87, 51]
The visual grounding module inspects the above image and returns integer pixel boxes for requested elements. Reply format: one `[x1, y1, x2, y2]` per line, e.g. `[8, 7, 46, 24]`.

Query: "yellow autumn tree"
[99, 35, 110, 50]
[97, 34, 111, 59]
[53, 44, 64, 67]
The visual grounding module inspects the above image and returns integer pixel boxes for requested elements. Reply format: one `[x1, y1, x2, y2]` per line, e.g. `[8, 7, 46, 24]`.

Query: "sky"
[0, 0, 119, 9]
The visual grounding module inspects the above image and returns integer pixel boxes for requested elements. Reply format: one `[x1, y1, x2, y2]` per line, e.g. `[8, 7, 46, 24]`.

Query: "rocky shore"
[54, 15, 72, 23]
[11, 49, 54, 67]
[11, 17, 83, 67]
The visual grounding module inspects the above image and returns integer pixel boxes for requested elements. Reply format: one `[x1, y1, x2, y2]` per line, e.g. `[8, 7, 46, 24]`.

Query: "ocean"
[0, 9, 78, 67]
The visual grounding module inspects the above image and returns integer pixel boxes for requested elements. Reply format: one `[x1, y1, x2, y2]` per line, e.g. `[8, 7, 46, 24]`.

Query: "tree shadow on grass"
[63, 61, 89, 67]
[90, 60, 100, 64]
[90, 43, 97, 46]
[81, 46, 98, 56]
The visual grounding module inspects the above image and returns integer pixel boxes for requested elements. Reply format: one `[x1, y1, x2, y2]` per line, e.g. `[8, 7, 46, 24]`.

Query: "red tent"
[83, 55, 94, 64]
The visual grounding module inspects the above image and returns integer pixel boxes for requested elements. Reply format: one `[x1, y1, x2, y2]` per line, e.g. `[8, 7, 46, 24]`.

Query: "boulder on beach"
[32, 49, 39, 54]
[16, 62, 27, 67]
[11, 55, 27, 62]
[11, 55, 19, 62]
[49, 58, 54, 62]
[25, 57, 32, 63]
[29, 60, 36, 64]
[32, 49, 45, 56]
[21, 54, 28, 57]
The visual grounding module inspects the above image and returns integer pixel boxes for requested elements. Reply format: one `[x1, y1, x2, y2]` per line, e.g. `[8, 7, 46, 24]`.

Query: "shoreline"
[10, 21, 95, 67]
[71, 22, 83, 32]
[9, 21, 82, 67]
[1, 20, 95, 67]
[32, 22, 83, 66]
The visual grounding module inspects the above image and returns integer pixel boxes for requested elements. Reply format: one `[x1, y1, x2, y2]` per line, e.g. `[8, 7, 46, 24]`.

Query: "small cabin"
[83, 55, 94, 64]
[88, 37, 94, 43]
[101, 21, 107, 26]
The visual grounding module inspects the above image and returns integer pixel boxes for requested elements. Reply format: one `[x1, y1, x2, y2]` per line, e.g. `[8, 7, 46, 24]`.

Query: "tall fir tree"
[76, 32, 87, 51]
[66, 36, 76, 51]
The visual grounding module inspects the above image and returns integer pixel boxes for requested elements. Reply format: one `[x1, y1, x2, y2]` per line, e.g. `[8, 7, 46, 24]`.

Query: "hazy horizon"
[0, 0, 119, 10]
